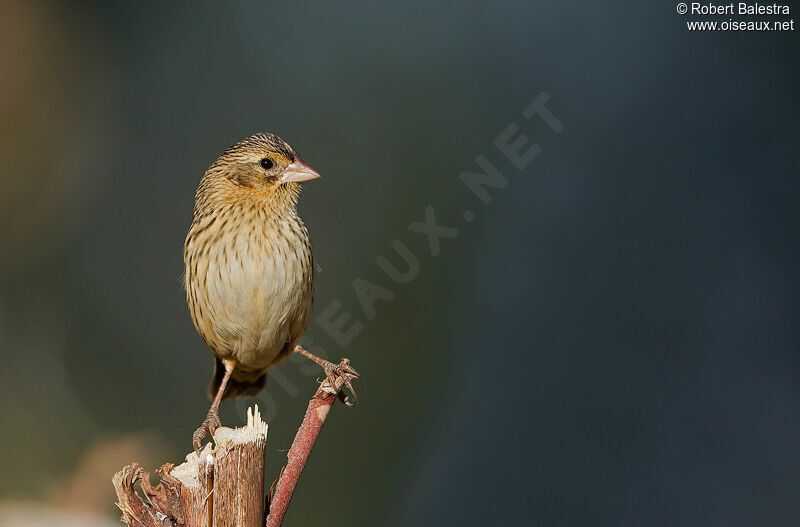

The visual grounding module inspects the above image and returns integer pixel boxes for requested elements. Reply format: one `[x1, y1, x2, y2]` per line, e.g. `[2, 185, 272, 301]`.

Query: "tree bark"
[212, 407, 269, 525]
[113, 370, 354, 527]
[265, 380, 342, 527]
[113, 406, 269, 527]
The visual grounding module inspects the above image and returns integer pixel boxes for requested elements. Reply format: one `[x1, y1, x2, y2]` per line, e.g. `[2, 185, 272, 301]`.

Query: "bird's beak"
[281, 157, 321, 183]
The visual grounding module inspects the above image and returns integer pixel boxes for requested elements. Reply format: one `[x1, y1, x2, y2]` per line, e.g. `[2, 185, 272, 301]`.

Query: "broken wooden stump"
[113, 406, 268, 527]
[113, 367, 355, 527]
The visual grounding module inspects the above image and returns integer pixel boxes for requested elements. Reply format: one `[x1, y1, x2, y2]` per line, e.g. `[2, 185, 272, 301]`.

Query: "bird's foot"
[192, 409, 222, 455]
[293, 345, 361, 406]
[321, 357, 360, 407]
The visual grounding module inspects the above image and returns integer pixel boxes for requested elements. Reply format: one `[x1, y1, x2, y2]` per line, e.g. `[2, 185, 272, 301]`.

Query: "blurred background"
[1, 1, 798, 526]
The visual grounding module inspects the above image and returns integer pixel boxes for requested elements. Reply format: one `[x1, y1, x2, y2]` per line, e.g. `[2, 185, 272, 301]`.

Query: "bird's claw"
[322, 357, 360, 406]
[192, 409, 222, 455]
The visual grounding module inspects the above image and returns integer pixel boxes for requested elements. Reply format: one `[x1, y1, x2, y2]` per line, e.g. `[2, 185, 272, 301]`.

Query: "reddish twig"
[112, 368, 356, 527]
[265, 377, 347, 527]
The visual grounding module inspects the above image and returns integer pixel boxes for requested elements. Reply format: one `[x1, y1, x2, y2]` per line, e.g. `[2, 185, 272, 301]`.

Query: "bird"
[184, 132, 359, 451]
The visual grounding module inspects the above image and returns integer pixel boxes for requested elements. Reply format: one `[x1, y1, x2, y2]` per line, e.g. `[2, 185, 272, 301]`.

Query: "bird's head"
[197, 132, 320, 212]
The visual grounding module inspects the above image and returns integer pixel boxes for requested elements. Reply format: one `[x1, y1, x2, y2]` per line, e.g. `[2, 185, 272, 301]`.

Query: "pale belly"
[186, 225, 314, 371]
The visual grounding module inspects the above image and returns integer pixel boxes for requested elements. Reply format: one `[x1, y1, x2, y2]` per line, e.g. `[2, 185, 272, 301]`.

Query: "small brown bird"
[184, 132, 358, 450]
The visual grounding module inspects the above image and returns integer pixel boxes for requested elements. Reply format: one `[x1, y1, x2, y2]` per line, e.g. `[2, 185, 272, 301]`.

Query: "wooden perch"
[266, 374, 347, 527]
[113, 372, 353, 527]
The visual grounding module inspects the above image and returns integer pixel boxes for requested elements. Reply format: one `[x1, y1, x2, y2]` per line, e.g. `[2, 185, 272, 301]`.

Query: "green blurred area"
[2, 1, 799, 526]
[0, 1, 529, 523]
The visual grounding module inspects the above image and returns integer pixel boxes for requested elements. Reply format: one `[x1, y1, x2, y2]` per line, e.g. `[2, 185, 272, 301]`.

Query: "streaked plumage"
[184, 132, 318, 401]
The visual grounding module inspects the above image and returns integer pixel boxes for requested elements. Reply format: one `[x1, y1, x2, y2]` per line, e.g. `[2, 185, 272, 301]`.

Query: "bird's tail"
[207, 357, 267, 401]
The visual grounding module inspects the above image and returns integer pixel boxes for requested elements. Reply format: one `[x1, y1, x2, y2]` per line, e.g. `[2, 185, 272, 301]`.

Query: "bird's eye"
[260, 158, 274, 170]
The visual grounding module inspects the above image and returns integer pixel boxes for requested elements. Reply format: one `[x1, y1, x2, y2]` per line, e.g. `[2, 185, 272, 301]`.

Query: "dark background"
[1, 1, 798, 526]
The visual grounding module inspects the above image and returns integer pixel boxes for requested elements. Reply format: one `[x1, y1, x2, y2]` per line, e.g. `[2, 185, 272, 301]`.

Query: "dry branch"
[113, 462, 181, 527]
[114, 406, 268, 527]
[212, 408, 269, 525]
[168, 445, 213, 527]
[113, 373, 353, 527]
[266, 376, 345, 527]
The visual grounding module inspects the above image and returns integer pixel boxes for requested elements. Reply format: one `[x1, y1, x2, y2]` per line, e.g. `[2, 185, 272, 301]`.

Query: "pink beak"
[281, 157, 321, 183]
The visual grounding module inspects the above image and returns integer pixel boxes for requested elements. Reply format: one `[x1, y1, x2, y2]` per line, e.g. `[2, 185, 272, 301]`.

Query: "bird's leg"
[293, 345, 360, 406]
[193, 359, 235, 453]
